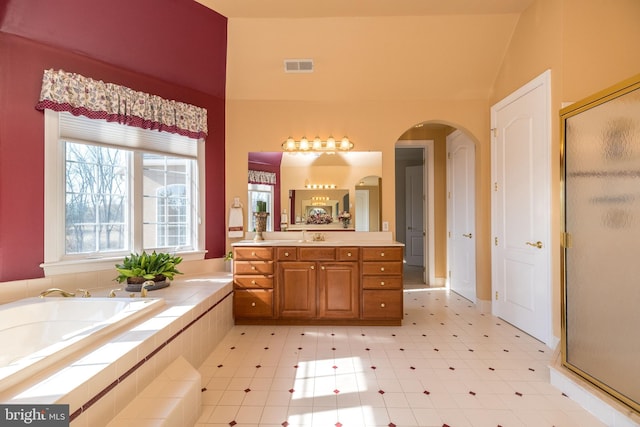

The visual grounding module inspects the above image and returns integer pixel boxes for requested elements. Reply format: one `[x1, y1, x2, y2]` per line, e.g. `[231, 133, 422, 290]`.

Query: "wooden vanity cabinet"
[233, 246, 274, 319]
[278, 247, 359, 320]
[361, 247, 403, 320]
[233, 244, 402, 325]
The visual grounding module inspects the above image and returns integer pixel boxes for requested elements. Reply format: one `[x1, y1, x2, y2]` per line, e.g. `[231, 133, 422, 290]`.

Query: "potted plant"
[253, 200, 269, 241]
[114, 251, 183, 292]
[224, 250, 234, 273]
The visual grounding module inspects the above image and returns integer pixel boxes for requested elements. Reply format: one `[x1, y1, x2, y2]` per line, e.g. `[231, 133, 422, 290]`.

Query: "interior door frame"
[395, 140, 435, 285]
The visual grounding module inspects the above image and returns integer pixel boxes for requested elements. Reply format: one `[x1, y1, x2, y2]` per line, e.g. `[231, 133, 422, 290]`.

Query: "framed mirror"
[248, 151, 382, 231]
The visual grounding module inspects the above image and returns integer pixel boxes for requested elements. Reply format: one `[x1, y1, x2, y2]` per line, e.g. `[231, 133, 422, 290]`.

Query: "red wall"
[0, 1, 227, 281]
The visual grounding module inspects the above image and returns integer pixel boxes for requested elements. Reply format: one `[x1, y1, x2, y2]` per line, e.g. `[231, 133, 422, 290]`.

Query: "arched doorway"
[394, 122, 477, 298]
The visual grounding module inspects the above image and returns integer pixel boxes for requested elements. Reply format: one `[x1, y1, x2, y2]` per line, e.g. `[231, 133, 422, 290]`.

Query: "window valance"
[248, 170, 277, 185]
[35, 69, 208, 140]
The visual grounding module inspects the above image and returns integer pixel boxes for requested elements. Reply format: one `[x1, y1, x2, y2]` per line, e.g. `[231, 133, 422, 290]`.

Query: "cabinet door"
[362, 290, 403, 319]
[234, 289, 273, 318]
[318, 262, 359, 319]
[278, 262, 316, 318]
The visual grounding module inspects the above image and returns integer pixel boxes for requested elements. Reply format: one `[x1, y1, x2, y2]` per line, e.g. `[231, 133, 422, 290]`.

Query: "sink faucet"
[109, 288, 122, 298]
[39, 288, 76, 298]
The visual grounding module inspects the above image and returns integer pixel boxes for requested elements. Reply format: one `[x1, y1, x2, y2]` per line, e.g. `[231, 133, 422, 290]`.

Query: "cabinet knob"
[310, 265, 315, 270]
[380, 281, 385, 286]
[251, 252, 256, 256]
[380, 267, 385, 272]
[251, 302, 256, 307]
[251, 266, 256, 270]
[347, 252, 352, 257]
[321, 266, 325, 270]
[380, 303, 386, 308]
[381, 252, 385, 257]
[251, 280, 256, 285]
[284, 252, 289, 257]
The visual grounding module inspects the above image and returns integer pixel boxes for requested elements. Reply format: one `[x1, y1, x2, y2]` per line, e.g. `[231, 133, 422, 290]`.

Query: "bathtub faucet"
[140, 280, 155, 298]
[39, 288, 76, 298]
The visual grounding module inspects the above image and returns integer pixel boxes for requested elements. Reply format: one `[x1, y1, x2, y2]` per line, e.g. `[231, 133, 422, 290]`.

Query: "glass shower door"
[562, 78, 640, 413]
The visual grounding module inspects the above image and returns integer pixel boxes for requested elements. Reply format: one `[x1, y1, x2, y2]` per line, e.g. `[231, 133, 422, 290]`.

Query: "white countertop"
[232, 231, 404, 247]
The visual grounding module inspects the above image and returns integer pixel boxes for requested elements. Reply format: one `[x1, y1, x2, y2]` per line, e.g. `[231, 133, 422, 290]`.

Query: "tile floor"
[196, 286, 606, 427]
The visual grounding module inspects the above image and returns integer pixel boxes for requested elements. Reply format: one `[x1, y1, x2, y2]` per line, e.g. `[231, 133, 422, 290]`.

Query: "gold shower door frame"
[560, 74, 640, 415]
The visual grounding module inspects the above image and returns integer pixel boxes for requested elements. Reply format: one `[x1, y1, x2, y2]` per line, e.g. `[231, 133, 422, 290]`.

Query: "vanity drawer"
[234, 275, 274, 289]
[362, 290, 403, 319]
[362, 247, 403, 261]
[337, 247, 359, 261]
[276, 247, 298, 260]
[362, 276, 402, 289]
[362, 261, 403, 276]
[234, 247, 273, 261]
[234, 289, 273, 318]
[299, 246, 336, 261]
[234, 260, 274, 275]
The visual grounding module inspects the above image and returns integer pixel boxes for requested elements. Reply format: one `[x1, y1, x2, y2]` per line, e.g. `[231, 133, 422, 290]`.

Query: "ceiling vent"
[284, 59, 314, 73]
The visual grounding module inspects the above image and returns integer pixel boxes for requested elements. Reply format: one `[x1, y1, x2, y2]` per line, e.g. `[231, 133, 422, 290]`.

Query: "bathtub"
[0, 296, 165, 393]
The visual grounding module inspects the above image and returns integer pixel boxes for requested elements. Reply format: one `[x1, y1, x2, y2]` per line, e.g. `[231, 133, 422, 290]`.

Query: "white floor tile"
[195, 287, 611, 427]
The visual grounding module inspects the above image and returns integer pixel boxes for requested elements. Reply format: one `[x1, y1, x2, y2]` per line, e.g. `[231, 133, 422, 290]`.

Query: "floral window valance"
[248, 170, 277, 185]
[35, 69, 208, 140]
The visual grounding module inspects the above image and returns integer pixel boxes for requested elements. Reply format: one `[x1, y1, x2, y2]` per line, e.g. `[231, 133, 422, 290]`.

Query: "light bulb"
[300, 137, 309, 150]
[285, 137, 295, 151]
[326, 136, 336, 150]
[312, 136, 322, 150]
[340, 137, 350, 150]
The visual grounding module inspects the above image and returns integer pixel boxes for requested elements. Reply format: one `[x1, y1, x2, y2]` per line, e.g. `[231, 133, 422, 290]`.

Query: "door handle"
[526, 241, 543, 249]
[463, 233, 472, 238]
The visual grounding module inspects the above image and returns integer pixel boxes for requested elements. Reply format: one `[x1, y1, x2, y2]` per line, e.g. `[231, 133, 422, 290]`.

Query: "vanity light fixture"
[305, 184, 337, 190]
[282, 136, 354, 153]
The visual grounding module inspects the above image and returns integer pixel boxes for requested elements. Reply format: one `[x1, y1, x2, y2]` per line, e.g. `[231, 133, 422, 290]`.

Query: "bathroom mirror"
[290, 188, 349, 225]
[248, 151, 382, 230]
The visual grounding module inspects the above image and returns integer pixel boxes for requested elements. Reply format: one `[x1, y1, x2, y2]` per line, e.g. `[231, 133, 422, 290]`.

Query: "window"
[248, 183, 274, 232]
[43, 111, 205, 275]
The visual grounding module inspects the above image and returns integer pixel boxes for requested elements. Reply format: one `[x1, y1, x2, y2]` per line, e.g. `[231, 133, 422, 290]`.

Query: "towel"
[228, 206, 244, 238]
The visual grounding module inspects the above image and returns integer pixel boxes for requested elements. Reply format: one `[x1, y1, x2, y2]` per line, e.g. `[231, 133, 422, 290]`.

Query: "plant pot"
[125, 274, 170, 292]
[253, 212, 269, 241]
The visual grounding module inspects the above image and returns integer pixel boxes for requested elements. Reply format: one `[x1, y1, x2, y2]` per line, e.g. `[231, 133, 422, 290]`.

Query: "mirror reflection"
[248, 152, 382, 231]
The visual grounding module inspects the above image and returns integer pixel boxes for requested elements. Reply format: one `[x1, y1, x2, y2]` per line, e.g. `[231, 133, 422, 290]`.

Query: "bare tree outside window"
[65, 142, 128, 254]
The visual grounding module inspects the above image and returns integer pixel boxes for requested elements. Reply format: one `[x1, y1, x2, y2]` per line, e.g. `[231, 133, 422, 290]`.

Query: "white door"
[405, 165, 424, 267]
[447, 130, 476, 303]
[491, 70, 552, 345]
[355, 189, 369, 231]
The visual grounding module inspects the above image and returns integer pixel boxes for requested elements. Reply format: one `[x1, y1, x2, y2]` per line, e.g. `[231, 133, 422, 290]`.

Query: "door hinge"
[447, 152, 451, 159]
[562, 232, 573, 248]
[494, 182, 498, 191]
[448, 191, 451, 199]
[491, 128, 497, 137]
[494, 237, 498, 246]
[495, 291, 499, 300]
[448, 231, 451, 238]
[449, 270, 452, 278]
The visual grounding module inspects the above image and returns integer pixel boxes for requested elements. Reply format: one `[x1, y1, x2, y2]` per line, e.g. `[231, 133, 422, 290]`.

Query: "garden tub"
[0, 296, 164, 393]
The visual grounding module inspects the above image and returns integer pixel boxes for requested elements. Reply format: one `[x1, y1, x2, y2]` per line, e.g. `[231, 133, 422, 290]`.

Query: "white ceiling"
[196, 0, 535, 18]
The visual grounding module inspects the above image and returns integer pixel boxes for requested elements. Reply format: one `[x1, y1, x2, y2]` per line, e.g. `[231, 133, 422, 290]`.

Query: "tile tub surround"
[0, 268, 234, 427]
